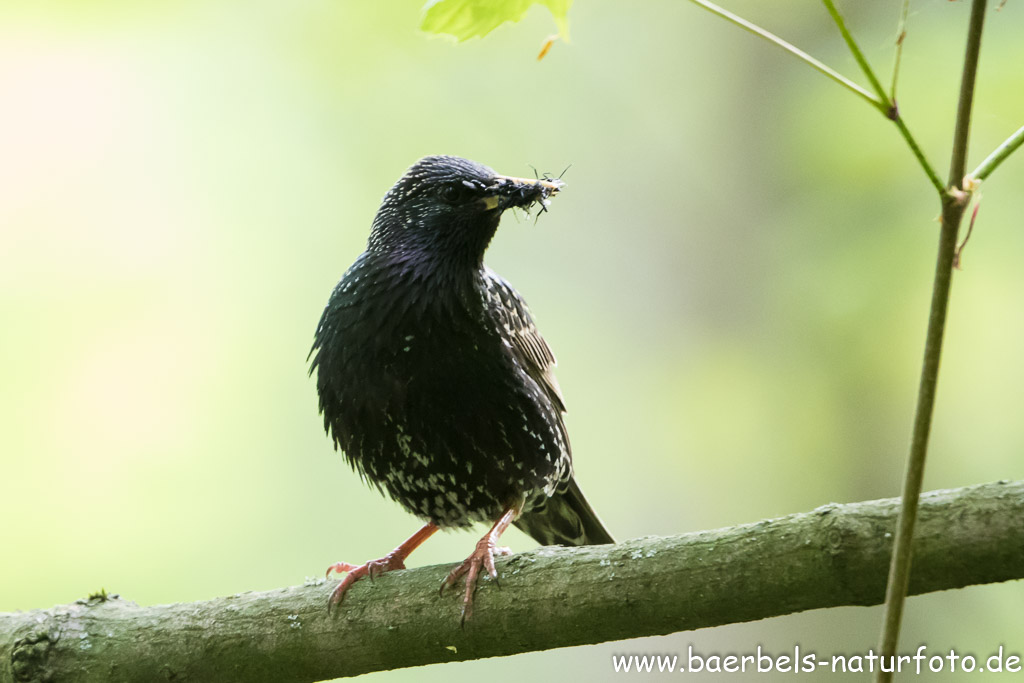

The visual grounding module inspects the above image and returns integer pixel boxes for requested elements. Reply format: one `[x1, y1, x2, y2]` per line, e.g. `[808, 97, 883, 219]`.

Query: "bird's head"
[368, 155, 563, 269]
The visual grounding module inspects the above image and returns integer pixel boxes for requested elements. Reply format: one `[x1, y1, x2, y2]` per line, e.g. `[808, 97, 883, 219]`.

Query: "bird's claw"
[440, 537, 512, 623]
[325, 561, 357, 579]
[325, 553, 407, 612]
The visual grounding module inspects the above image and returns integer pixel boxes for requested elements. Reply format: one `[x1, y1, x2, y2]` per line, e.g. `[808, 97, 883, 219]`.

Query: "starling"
[309, 155, 614, 620]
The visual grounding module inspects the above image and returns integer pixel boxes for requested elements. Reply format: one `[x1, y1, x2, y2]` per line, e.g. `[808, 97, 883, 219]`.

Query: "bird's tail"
[514, 478, 615, 546]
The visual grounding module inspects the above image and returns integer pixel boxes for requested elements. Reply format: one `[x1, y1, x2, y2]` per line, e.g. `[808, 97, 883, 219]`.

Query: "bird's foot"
[325, 552, 406, 611]
[440, 536, 512, 623]
[324, 522, 439, 613]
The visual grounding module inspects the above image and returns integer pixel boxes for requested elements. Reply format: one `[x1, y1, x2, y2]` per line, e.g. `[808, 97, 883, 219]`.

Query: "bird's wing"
[484, 269, 616, 547]
[483, 268, 565, 412]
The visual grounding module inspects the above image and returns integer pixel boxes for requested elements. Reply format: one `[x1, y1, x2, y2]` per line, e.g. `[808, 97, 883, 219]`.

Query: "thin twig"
[968, 124, 1024, 182]
[821, 0, 890, 108]
[890, 0, 911, 101]
[686, 0, 886, 113]
[894, 116, 946, 196]
[822, 0, 945, 195]
[875, 1, 989, 681]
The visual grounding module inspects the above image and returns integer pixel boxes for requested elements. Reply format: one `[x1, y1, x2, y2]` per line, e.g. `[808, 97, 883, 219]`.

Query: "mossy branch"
[3, 480, 1024, 683]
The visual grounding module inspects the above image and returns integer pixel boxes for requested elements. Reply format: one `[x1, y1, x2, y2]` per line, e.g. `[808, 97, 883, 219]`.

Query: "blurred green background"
[2, 1, 1023, 680]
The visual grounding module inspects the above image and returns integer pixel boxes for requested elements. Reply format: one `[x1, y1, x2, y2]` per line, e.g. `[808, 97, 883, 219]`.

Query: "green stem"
[821, 0, 944, 195]
[687, 0, 886, 113]
[875, 1, 988, 681]
[969, 124, 1024, 182]
[890, 0, 911, 101]
[895, 117, 946, 196]
[821, 0, 889, 105]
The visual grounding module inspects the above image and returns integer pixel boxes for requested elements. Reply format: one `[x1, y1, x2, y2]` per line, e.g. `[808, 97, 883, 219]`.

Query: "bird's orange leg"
[326, 521, 439, 611]
[441, 503, 520, 623]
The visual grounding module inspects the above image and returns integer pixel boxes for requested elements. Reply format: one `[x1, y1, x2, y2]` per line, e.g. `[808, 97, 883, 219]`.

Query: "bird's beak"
[481, 175, 564, 211]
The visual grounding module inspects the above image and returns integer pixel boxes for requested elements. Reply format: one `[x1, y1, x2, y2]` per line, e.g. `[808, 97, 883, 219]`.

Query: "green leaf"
[420, 0, 572, 42]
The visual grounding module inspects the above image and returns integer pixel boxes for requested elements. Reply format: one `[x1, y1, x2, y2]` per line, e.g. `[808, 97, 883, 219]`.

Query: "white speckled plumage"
[310, 156, 613, 547]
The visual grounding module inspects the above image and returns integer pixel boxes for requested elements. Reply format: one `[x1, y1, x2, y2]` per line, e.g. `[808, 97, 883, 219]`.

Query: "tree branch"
[3, 479, 1023, 682]
[6, 5, 1016, 683]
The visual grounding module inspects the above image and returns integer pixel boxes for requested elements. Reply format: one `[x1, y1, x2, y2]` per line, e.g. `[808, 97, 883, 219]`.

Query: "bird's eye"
[439, 182, 473, 205]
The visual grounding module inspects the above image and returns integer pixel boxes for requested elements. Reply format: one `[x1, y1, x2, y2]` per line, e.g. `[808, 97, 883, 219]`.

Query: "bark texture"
[2, 479, 1022, 682]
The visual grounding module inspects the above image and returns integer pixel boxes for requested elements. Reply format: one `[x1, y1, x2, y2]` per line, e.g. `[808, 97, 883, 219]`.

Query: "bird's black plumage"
[310, 155, 612, 562]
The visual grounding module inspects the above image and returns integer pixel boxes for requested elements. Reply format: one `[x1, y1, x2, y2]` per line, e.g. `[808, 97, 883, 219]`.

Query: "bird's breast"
[314, 259, 570, 526]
